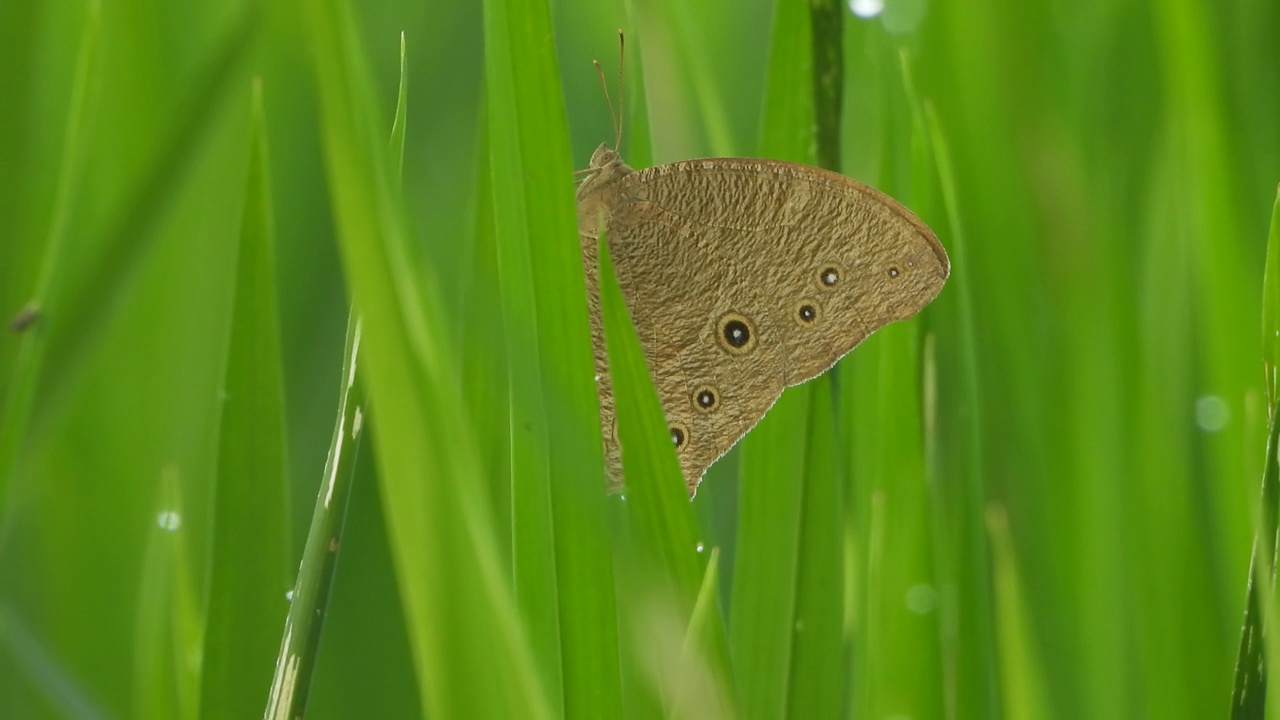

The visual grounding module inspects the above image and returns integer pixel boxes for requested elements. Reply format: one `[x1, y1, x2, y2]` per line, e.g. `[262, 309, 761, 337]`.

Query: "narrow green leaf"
[1262, 186, 1280, 407]
[389, 32, 407, 187]
[671, 548, 734, 719]
[0, 0, 99, 526]
[785, 375, 843, 718]
[200, 79, 291, 720]
[460, 106, 513, 531]
[600, 230, 736, 717]
[266, 35, 407, 717]
[6, 6, 258, 460]
[987, 506, 1051, 719]
[731, 1, 843, 718]
[3, 600, 109, 719]
[1230, 186, 1280, 720]
[916, 65, 1001, 718]
[847, 322, 943, 718]
[483, 0, 622, 717]
[731, 388, 809, 719]
[843, 45, 945, 720]
[134, 470, 200, 720]
[302, 0, 549, 716]
[486, 0, 562, 702]
[264, 312, 366, 720]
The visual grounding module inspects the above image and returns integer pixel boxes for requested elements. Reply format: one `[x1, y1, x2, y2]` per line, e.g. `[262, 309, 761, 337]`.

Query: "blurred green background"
[1, 0, 1278, 717]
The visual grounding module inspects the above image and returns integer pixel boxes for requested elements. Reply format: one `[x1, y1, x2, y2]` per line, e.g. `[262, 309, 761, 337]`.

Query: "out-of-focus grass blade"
[847, 321, 943, 718]
[731, 385, 812, 718]
[784, 374, 843, 718]
[635, 3, 733, 155]
[599, 230, 736, 717]
[670, 548, 733, 719]
[134, 469, 200, 720]
[483, 0, 622, 716]
[917, 66, 1000, 716]
[302, 0, 548, 716]
[843, 44, 944, 720]
[200, 79, 291, 720]
[1262, 186, 1280, 407]
[1155, 0, 1254, 638]
[483, 1, 560, 705]
[2, 601, 108, 719]
[459, 107, 511, 520]
[0, 0, 98, 529]
[1230, 186, 1280, 720]
[987, 506, 1050, 718]
[1, 8, 257, 504]
[267, 35, 405, 719]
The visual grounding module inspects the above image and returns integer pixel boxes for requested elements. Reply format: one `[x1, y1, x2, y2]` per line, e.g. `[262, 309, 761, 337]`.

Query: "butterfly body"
[577, 143, 949, 493]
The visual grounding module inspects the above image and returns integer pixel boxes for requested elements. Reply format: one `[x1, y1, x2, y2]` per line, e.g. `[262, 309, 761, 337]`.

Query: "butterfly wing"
[592, 157, 949, 489]
[604, 198, 793, 488]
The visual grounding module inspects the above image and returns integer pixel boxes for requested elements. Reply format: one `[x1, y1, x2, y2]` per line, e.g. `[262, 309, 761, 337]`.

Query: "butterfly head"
[577, 143, 633, 192]
[575, 144, 636, 234]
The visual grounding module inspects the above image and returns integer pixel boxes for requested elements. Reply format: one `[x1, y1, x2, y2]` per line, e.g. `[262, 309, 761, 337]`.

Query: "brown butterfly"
[577, 142, 949, 494]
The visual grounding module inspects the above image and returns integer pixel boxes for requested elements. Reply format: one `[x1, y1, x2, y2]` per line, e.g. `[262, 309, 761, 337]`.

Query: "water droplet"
[1195, 395, 1229, 432]
[905, 584, 937, 614]
[695, 542, 705, 553]
[155, 511, 182, 531]
[849, 0, 884, 18]
[285, 590, 295, 602]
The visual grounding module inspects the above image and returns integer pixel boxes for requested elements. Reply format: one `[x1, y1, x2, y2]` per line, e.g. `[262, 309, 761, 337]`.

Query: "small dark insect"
[9, 303, 40, 333]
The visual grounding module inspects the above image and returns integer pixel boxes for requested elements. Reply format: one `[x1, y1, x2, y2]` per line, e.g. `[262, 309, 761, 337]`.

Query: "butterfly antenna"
[615, 29, 625, 150]
[593, 59, 619, 150]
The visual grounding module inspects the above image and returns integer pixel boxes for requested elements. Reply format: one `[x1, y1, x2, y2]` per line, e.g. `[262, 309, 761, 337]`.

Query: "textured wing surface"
[587, 157, 949, 488]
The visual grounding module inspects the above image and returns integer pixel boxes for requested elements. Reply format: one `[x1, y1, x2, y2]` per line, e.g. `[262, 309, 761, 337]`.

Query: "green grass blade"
[5, 6, 258, 457]
[389, 32, 408, 188]
[0, 0, 99, 528]
[987, 506, 1051, 719]
[671, 548, 734, 719]
[918, 66, 1001, 717]
[302, 0, 548, 716]
[264, 313, 366, 720]
[460, 107, 512, 512]
[2, 601, 109, 718]
[134, 470, 200, 720]
[729, 1, 843, 717]
[847, 323, 944, 718]
[1263, 185, 1280, 407]
[266, 33, 406, 718]
[483, 0, 623, 717]
[599, 229, 736, 717]
[1152, 15, 1255, 709]
[842, 36, 945, 720]
[659, 3, 735, 156]
[1230, 186, 1280, 720]
[199, 79, 291, 720]
[784, 374, 844, 718]
[485, 0, 562, 702]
